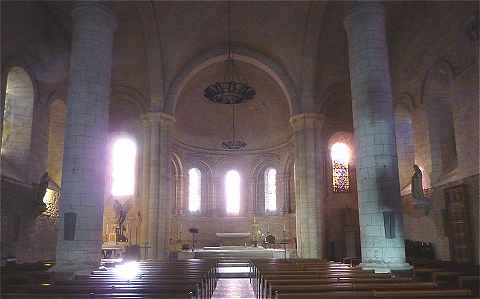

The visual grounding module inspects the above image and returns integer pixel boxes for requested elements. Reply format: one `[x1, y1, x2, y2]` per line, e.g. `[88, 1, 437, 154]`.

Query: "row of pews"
[412, 260, 479, 297]
[250, 259, 475, 299]
[2, 259, 217, 298]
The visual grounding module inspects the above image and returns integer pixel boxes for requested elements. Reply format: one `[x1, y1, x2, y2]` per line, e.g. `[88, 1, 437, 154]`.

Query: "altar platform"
[178, 246, 289, 260]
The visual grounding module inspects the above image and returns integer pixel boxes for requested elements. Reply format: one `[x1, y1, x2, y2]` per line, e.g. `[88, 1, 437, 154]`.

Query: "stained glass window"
[188, 168, 201, 213]
[331, 142, 351, 193]
[226, 170, 241, 215]
[265, 168, 277, 212]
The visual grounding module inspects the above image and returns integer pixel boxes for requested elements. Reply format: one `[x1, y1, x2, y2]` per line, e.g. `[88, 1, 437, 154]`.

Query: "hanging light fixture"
[204, 1, 255, 150]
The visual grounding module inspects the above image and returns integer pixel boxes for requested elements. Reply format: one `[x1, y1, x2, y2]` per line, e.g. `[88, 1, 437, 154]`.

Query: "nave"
[1, 258, 478, 298]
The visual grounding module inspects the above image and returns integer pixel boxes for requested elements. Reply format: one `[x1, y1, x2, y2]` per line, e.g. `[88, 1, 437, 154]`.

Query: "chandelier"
[221, 105, 247, 150]
[203, 1, 255, 150]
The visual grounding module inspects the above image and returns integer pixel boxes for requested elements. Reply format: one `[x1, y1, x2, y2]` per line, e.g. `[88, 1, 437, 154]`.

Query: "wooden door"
[445, 185, 472, 263]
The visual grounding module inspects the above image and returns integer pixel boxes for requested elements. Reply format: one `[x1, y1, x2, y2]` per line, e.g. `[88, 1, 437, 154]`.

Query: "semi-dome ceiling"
[174, 60, 291, 151]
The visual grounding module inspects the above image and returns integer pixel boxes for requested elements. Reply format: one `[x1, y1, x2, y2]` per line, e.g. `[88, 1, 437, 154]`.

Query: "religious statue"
[250, 216, 262, 247]
[411, 165, 424, 201]
[114, 200, 129, 242]
[411, 165, 431, 215]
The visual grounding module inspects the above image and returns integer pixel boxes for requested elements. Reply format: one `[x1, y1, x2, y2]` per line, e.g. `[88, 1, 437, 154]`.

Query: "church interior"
[1, 1, 479, 298]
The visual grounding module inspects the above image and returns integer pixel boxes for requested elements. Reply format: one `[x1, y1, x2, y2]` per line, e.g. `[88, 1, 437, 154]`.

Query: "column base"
[360, 262, 412, 273]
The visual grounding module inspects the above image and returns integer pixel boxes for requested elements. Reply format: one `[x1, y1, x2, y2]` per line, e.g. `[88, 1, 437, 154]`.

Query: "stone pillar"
[0, 69, 7, 151]
[290, 113, 325, 258]
[213, 176, 225, 217]
[344, 2, 411, 272]
[146, 112, 175, 259]
[175, 173, 185, 215]
[140, 115, 151, 258]
[282, 172, 292, 214]
[53, 3, 116, 275]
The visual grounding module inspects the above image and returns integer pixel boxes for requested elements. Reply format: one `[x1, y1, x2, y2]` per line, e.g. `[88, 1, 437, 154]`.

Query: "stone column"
[344, 2, 411, 272]
[290, 113, 325, 258]
[146, 112, 175, 259]
[213, 176, 225, 217]
[175, 173, 185, 215]
[282, 172, 292, 214]
[0, 69, 7, 151]
[140, 115, 151, 258]
[53, 3, 116, 275]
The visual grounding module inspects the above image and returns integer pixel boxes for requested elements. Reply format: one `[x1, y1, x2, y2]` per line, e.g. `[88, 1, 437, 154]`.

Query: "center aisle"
[212, 278, 256, 299]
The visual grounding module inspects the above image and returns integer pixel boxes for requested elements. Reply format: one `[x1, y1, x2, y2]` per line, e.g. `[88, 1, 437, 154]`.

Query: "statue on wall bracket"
[114, 200, 129, 243]
[411, 165, 432, 215]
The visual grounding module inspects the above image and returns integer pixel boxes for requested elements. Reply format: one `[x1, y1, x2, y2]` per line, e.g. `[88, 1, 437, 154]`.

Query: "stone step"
[218, 262, 250, 267]
[217, 263, 251, 279]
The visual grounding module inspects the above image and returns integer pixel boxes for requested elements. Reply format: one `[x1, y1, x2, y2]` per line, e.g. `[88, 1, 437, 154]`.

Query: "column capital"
[72, 2, 118, 32]
[289, 113, 325, 132]
[142, 112, 176, 126]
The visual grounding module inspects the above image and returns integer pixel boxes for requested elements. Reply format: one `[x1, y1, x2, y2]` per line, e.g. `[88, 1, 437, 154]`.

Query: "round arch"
[252, 158, 281, 216]
[111, 84, 148, 115]
[421, 60, 458, 181]
[164, 45, 298, 116]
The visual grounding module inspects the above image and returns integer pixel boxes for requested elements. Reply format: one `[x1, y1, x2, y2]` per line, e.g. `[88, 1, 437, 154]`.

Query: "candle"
[283, 224, 286, 231]
[267, 224, 270, 232]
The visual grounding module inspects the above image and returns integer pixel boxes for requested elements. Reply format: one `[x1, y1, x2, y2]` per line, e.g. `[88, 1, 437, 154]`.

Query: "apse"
[174, 60, 291, 151]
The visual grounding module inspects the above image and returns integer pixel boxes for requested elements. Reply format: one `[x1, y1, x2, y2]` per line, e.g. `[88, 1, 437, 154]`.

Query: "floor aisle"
[212, 278, 256, 299]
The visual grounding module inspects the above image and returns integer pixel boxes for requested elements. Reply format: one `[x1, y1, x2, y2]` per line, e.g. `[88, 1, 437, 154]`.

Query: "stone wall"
[166, 143, 296, 249]
[1, 177, 57, 262]
[402, 175, 479, 264]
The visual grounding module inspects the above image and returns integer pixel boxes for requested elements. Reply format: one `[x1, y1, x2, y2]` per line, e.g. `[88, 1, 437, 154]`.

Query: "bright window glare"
[188, 168, 201, 212]
[114, 261, 139, 281]
[265, 168, 277, 212]
[111, 138, 136, 196]
[226, 170, 240, 215]
[331, 142, 351, 164]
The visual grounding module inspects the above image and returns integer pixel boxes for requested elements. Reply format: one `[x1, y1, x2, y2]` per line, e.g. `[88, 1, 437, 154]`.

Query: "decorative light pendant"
[221, 104, 247, 150]
[203, 1, 255, 150]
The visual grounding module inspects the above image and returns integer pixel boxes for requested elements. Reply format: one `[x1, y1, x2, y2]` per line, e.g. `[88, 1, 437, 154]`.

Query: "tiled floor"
[212, 278, 256, 299]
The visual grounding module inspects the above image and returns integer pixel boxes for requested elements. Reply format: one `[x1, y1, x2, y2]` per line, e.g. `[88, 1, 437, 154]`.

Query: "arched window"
[265, 168, 277, 212]
[424, 61, 458, 181]
[111, 137, 136, 196]
[188, 168, 201, 213]
[331, 142, 351, 193]
[225, 170, 240, 215]
[1, 67, 34, 180]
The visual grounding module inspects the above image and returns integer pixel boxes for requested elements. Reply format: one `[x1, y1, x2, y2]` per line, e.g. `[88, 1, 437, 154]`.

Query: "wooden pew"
[275, 289, 473, 298]
[250, 259, 473, 299]
[2, 259, 218, 299]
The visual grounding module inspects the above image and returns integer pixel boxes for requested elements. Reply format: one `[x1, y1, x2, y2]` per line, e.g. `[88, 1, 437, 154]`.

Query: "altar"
[215, 232, 250, 246]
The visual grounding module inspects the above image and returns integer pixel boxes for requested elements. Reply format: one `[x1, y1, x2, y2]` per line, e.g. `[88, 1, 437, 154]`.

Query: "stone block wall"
[170, 214, 295, 249]
[1, 177, 57, 261]
[402, 175, 479, 264]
